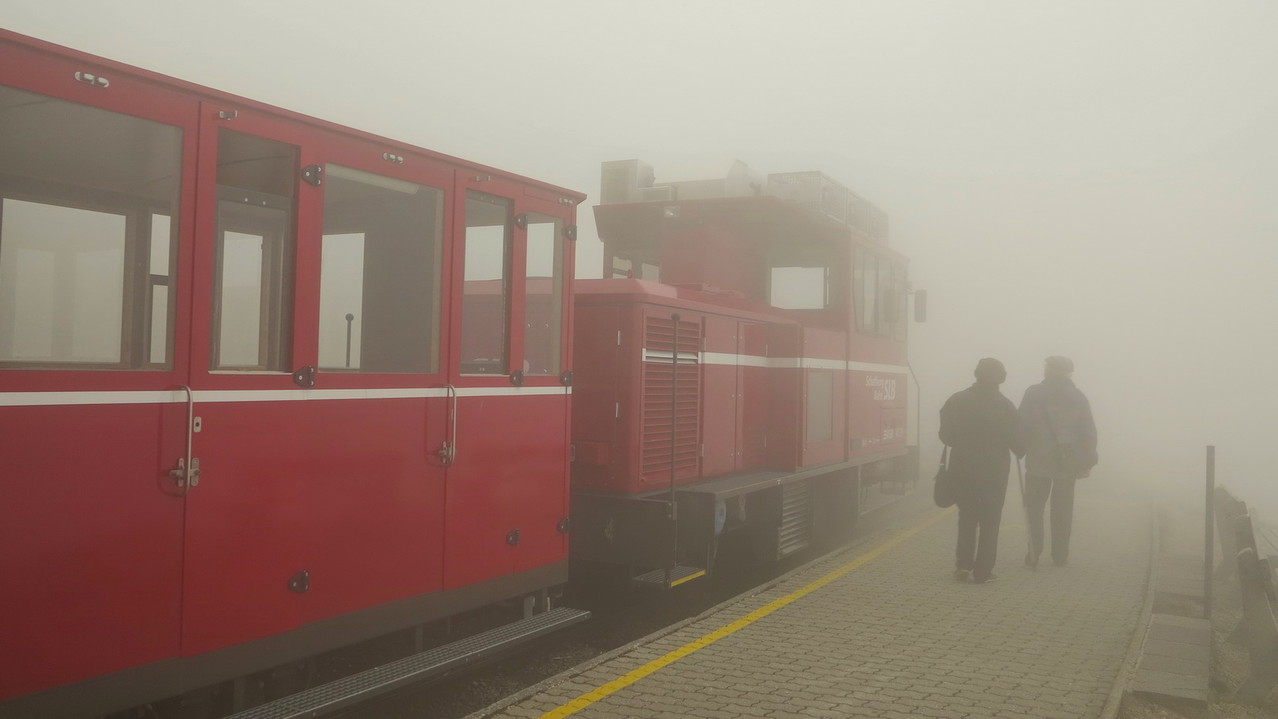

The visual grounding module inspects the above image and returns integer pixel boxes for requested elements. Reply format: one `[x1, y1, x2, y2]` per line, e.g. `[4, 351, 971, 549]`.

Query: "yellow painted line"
[669, 569, 706, 587]
[539, 507, 954, 719]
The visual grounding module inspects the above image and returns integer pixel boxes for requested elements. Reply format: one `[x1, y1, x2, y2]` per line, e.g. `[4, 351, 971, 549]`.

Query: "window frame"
[0, 84, 186, 373]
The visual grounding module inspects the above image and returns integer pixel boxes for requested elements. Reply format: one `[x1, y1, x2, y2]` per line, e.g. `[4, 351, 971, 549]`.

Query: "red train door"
[441, 174, 574, 590]
[178, 105, 319, 655]
[0, 53, 198, 699]
[179, 104, 452, 655]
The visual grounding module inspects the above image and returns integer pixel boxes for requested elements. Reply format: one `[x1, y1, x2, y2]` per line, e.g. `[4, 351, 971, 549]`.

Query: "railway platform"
[476, 478, 1154, 719]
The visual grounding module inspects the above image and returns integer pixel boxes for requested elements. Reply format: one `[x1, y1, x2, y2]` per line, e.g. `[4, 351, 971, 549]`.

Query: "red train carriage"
[570, 160, 915, 585]
[0, 30, 586, 719]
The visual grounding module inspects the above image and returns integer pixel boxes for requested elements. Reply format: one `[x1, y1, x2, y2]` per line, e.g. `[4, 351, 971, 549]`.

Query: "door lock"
[170, 457, 201, 488]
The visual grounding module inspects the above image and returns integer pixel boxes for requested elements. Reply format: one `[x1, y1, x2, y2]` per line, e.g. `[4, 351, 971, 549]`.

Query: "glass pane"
[524, 213, 562, 376]
[892, 265, 908, 341]
[806, 371, 834, 442]
[0, 200, 125, 363]
[320, 233, 365, 370]
[0, 85, 181, 368]
[877, 259, 895, 339]
[319, 165, 443, 373]
[770, 266, 826, 310]
[217, 131, 296, 197]
[859, 250, 878, 334]
[217, 230, 266, 367]
[148, 214, 173, 365]
[150, 285, 169, 364]
[150, 214, 172, 275]
[460, 192, 511, 375]
[212, 131, 296, 371]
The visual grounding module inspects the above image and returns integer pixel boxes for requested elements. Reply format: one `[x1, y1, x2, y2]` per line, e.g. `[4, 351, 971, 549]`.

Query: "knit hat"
[974, 357, 1007, 384]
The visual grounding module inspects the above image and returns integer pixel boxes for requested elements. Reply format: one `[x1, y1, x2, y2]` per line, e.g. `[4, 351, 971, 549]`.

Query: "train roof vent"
[766, 171, 890, 242]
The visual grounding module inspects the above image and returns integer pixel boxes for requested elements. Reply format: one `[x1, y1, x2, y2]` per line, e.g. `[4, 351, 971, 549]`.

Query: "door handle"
[169, 385, 200, 491]
[438, 384, 457, 466]
[170, 457, 201, 488]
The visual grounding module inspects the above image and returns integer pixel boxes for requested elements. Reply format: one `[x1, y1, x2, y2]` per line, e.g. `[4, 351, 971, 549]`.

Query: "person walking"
[1019, 355, 1098, 568]
[939, 358, 1025, 584]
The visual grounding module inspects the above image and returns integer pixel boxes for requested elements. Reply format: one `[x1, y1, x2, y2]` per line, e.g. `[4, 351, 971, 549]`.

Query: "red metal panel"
[442, 394, 569, 588]
[766, 324, 803, 471]
[297, 399, 448, 623]
[801, 328, 849, 467]
[738, 322, 770, 471]
[0, 404, 185, 699]
[657, 220, 765, 298]
[848, 368, 910, 458]
[701, 316, 739, 477]
[569, 304, 625, 492]
[181, 400, 307, 654]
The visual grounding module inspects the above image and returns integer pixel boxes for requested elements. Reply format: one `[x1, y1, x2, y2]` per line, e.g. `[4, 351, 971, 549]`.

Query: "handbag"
[933, 446, 958, 508]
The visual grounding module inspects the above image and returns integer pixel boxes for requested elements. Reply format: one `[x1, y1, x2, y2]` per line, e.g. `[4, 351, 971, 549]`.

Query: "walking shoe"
[954, 569, 972, 582]
[1052, 556, 1067, 567]
[1025, 551, 1038, 569]
[972, 573, 998, 584]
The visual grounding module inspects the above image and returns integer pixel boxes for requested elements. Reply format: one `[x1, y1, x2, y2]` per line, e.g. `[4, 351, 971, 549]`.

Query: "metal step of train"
[633, 565, 706, 588]
[226, 606, 590, 719]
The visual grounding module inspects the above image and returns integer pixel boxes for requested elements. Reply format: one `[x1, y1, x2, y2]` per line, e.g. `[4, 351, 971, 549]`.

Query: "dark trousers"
[955, 479, 1008, 580]
[1025, 474, 1077, 563]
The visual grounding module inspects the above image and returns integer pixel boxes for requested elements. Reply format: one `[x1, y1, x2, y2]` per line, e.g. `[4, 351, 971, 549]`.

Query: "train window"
[855, 247, 879, 334]
[460, 192, 512, 375]
[523, 213, 563, 375]
[318, 165, 442, 373]
[0, 85, 181, 368]
[891, 264, 908, 341]
[212, 131, 296, 371]
[806, 370, 834, 443]
[877, 257, 894, 336]
[149, 214, 174, 364]
[770, 266, 828, 310]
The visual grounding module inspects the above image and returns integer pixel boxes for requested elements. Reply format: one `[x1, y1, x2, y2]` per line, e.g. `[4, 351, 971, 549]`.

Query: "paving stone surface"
[487, 481, 1152, 719]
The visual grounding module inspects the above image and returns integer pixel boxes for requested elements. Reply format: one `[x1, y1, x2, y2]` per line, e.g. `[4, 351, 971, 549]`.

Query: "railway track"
[330, 489, 929, 719]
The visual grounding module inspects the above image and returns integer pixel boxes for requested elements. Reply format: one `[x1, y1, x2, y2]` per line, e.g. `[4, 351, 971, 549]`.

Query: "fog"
[6, 1, 1277, 519]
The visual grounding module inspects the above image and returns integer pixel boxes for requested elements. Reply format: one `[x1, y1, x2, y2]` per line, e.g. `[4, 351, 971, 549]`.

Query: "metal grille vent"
[640, 315, 701, 483]
[777, 480, 813, 558]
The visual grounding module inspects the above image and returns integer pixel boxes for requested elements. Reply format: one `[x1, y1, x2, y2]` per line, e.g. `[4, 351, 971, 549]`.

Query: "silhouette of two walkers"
[939, 356, 1097, 584]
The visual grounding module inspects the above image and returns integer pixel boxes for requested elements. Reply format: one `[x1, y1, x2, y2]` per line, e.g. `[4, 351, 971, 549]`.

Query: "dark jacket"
[1019, 377, 1097, 479]
[939, 383, 1025, 487]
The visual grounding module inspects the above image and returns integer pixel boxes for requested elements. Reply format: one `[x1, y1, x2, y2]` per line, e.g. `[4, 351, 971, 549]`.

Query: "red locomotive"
[571, 160, 913, 586]
[0, 30, 916, 719]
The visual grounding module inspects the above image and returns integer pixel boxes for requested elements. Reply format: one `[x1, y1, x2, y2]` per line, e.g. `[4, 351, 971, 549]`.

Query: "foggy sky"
[5, 1, 1277, 516]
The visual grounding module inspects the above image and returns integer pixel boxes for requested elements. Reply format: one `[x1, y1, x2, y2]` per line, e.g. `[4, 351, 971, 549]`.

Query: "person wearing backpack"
[1019, 355, 1098, 568]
